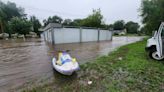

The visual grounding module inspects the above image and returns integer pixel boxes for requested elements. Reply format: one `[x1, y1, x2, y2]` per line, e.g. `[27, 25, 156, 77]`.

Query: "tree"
[9, 17, 32, 36]
[3, 1, 24, 21]
[108, 24, 114, 30]
[43, 9, 103, 28]
[140, 0, 164, 35]
[125, 21, 140, 34]
[140, 27, 146, 35]
[0, 8, 5, 33]
[113, 20, 125, 30]
[43, 15, 63, 26]
[0, 1, 24, 34]
[30, 16, 41, 36]
[71, 19, 83, 26]
[62, 19, 72, 26]
[62, 19, 84, 26]
[81, 9, 103, 28]
[0, 1, 7, 33]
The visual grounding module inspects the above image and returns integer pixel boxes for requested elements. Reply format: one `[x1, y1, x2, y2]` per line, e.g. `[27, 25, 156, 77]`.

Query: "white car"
[145, 22, 164, 60]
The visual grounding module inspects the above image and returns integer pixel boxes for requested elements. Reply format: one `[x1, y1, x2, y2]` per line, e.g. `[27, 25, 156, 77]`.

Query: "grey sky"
[3, 0, 141, 24]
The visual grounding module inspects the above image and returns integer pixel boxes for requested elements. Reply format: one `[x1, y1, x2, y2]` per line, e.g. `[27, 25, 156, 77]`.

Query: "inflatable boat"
[52, 51, 80, 75]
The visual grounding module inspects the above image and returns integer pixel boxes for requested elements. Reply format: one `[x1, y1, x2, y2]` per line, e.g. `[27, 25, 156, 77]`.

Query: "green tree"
[62, 19, 72, 26]
[62, 19, 84, 26]
[0, 1, 7, 33]
[113, 20, 125, 30]
[108, 24, 114, 30]
[43, 15, 63, 26]
[125, 21, 140, 34]
[30, 16, 41, 37]
[81, 9, 103, 28]
[0, 1, 24, 34]
[71, 19, 82, 26]
[140, 0, 164, 35]
[9, 17, 32, 36]
[0, 8, 6, 33]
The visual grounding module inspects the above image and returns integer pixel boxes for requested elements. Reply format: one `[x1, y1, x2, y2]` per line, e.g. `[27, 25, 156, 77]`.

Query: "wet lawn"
[23, 39, 164, 92]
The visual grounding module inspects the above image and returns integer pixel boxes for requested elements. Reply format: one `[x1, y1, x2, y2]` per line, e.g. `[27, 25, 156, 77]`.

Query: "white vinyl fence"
[42, 28, 112, 44]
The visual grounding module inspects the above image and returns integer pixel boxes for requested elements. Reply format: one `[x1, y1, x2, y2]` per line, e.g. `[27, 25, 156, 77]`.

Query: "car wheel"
[149, 50, 164, 61]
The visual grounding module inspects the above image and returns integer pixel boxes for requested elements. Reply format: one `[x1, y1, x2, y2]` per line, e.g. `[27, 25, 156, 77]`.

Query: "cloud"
[2, 0, 141, 24]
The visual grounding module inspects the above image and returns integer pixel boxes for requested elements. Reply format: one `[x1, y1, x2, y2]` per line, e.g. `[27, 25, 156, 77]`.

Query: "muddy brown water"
[0, 37, 144, 92]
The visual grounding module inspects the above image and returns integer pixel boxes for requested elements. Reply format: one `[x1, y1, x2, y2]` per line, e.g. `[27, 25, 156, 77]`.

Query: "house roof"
[43, 23, 62, 31]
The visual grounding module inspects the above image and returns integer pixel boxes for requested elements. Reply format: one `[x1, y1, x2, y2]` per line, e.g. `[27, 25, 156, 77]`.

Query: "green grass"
[23, 39, 164, 92]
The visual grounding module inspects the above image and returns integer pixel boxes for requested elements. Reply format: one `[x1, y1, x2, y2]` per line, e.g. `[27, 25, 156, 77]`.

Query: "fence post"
[46, 31, 48, 41]
[80, 27, 82, 43]
[51, 29, 55, 44]
[110, 30, 113, 41]
[43, 32, 46, 41]
[97, 28, 100, 42]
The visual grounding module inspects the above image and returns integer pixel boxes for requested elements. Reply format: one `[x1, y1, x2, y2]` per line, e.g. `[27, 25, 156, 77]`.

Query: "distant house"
[112, 29, 127, 35]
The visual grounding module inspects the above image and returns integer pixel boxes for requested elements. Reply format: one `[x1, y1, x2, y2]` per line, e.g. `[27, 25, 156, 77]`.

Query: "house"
[112, 29, 127, 35]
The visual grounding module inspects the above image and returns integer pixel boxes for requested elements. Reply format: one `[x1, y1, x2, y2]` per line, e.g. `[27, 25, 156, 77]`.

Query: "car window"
[161, 29, 164, 37]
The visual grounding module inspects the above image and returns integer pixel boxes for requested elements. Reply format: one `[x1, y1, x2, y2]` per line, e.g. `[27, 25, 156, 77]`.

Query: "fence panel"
[43, 28, 112, 44]
[99, 30, 112, 41]
[54, 28, 80, 44]
[82, 29, 98, 42]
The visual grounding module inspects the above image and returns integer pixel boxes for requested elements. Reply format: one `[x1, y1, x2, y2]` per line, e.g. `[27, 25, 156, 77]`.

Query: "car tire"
[149, 50, 164, 61]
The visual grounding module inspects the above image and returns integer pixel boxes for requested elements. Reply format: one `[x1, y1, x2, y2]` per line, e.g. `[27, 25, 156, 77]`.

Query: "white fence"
[42, 28, 112, 44]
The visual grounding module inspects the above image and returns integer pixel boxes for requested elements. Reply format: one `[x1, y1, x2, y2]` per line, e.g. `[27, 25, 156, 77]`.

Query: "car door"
[161, 28, 164, 55]
[156, 23, 164, 57]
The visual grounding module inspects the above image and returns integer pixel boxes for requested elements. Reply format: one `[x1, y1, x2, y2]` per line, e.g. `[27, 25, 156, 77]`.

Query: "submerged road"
[0, 36, 144, 92]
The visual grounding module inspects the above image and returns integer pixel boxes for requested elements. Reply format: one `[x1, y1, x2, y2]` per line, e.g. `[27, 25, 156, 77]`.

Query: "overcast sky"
[2, 0, 142, 24]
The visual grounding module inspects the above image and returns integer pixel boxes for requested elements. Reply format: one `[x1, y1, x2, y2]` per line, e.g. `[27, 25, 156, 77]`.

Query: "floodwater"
[0, 36, 144, 92]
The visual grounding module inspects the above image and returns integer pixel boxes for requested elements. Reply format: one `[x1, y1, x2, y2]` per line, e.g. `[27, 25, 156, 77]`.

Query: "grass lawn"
[23, 39, 164, 92]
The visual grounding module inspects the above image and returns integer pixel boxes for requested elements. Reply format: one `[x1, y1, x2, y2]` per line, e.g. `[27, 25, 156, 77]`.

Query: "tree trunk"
[0, 21, 4, 33]
[9, 33, 11, 38]
[0, 21, 5, 39]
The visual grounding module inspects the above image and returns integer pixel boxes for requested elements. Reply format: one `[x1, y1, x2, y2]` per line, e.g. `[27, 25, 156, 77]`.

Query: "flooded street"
[0, 36, 144, 92]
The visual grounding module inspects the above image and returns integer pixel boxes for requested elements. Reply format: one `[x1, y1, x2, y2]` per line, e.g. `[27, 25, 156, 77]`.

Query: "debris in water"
[88, 81, 92, 85]
[118, 57, 123, 61]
